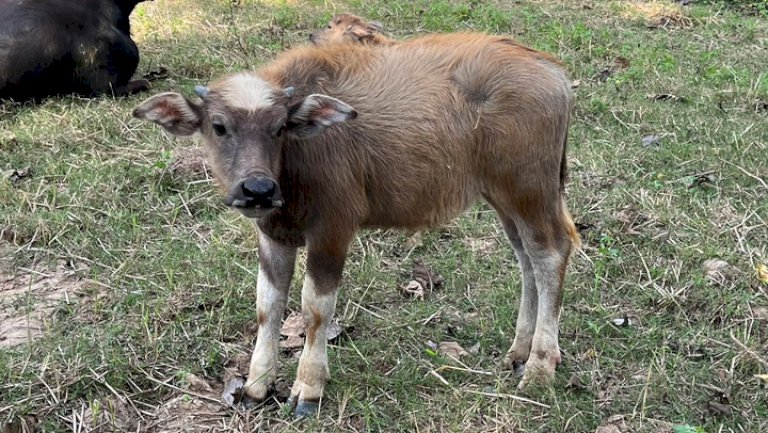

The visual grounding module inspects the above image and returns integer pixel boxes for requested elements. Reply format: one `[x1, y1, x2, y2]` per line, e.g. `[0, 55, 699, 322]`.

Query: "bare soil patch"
[0, 252, 89, 348]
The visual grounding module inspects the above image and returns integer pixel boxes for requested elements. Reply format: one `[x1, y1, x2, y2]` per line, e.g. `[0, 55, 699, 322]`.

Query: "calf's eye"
[212, 123, 227, 136]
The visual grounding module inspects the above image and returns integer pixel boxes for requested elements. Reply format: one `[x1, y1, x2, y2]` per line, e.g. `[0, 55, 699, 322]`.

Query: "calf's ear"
[351, 21, 382, 39]
[368, 21, 384, 32]
[133, 92, 202, 136]
[286, 94, 357, 138]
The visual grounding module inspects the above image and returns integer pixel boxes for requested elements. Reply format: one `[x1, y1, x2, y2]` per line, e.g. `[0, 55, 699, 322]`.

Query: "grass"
[1, 0, 767, 431]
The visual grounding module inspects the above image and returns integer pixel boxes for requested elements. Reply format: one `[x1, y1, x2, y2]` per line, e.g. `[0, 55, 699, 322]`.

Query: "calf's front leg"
[289, 237, 349, 417]
[243, 229, 297, 401]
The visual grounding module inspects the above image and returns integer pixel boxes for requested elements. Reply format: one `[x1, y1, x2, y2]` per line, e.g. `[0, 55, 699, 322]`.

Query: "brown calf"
[134, 33, 578, 417]
[309, 13, 395, 46]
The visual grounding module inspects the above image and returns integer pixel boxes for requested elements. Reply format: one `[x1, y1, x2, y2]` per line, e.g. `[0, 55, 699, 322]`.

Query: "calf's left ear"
[286, 94, 357, 138]
[133, 92, 202, 136]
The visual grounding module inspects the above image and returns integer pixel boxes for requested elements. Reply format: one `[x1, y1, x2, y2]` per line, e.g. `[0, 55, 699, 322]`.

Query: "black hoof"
[512, 360, 526, 377]
[294, 400, 319, 419]
[238, 397, 257, 411]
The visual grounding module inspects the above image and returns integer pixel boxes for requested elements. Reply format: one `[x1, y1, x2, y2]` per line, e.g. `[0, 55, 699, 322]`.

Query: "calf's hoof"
[291, 399, 320, 419]
[517, 351, 560, 389]
[501, 349, 530, 378]
[242, 379, 272, 401]
[289, 374, 326, 418]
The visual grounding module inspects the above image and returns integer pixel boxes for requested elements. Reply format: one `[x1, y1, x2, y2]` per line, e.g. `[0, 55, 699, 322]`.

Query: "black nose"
[242, 178, 276, 200]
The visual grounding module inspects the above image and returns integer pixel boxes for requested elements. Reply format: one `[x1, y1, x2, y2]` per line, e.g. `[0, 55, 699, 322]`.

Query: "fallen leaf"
[703, 258, 730, 270]
[221, 375, 245, 406]
[412, 260, 444, 291]
[754, 374, 768, 384]
[403, 231, 423, 250]
[266, 24, 285, 35]
[581, 348, 598, 361]
[3, 166, 31, 183]
[707, 400, 731, 416]
[614, 57, 630, 69]
[702, 259, 734, 286]
[224, 353, 251, 377]
[566, 373, 585, 390]
[641, 134, 662, 148]
[595, 423, 622, 433]
[752, 306, 767, 320]
[327, 321, 344, 342]
[594, 68, 613, 82]
[467, 342, 481, 355]
[280, 312, 304, 337]
[647, 13, 693, 29]
[437, 341, 469, 358]
[616, 208, 638, 225]
[279, 312, 345, 348]
[598, 415, 628, 432]
[142, 66, 169, 81]
[279, 335, 305, 349]
[757, 264, 768, 284]
[685, 172, 716, 189]
[401, 280, 425, 300]
[571, 79, 581, 89]
[185, 373, 214, 394]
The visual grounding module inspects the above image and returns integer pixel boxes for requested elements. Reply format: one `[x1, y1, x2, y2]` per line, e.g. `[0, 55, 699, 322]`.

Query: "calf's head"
[132, 73, 357, 219]
[310, 13, 383, 46]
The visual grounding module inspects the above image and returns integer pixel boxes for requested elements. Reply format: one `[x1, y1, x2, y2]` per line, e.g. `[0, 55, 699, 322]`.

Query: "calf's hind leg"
[490, 193, 577, 387]
[493, 214, 538, 375]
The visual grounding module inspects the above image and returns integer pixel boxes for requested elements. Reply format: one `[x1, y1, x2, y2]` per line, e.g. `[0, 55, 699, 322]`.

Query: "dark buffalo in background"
[0, 0, 152, 101]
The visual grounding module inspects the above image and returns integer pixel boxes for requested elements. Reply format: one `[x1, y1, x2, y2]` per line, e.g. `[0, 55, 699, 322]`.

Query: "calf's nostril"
[242, 178, 276, 199]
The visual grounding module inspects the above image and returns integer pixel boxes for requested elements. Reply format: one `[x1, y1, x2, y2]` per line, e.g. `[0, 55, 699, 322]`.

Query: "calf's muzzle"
[225, 176, 283, 212]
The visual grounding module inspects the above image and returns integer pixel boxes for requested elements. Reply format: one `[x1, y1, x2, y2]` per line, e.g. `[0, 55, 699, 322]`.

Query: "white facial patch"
[217, 73, 276, 111]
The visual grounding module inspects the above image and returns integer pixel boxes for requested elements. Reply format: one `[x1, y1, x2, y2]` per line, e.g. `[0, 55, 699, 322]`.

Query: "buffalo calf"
[310, 13, 394, 46]
[134, 33, 578, 417]
[0, 0, 151, 101]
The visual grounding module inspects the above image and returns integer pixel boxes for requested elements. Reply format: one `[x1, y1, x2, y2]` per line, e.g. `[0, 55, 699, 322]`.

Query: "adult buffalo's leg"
[108, 34, 150, 96]
[83, 31, 148, 96]
[243, 229, 297, 401]
[289, 233, 351, 418]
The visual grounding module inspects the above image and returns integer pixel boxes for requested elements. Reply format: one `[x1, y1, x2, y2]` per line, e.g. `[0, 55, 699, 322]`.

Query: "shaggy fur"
[134, 33, 579, 416]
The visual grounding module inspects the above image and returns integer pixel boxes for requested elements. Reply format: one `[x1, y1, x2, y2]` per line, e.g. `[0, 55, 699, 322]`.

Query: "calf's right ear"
[133, 92, 202, 136]
[286, 94, 357, 138]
